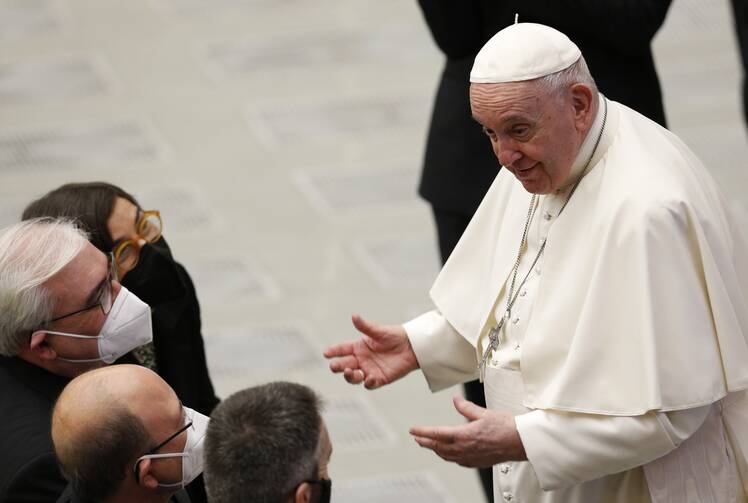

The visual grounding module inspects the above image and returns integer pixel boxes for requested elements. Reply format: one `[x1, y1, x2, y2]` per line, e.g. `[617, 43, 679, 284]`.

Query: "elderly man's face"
[35, 242, 122, 375]
[470, 82, 588, 194]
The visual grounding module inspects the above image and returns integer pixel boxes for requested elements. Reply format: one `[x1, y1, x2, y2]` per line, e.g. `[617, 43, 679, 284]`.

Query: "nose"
[494, 139, 522, 168]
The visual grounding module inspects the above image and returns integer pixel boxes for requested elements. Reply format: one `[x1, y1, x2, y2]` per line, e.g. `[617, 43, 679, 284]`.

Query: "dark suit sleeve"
[525, 1, 673, 53]
[416, 0, 485, 58]
[4, 453, 66, 503]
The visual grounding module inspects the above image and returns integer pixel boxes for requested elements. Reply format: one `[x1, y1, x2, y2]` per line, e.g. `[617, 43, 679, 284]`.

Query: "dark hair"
[56, 401, 152, 502]
[204, 382, 322, 503]
[22, 182, 140, 252]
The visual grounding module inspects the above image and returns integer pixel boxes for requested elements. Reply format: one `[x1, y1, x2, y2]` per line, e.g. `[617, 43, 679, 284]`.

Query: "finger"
[323, 341, 356, 358]
[363, 375, 380, 390]
[413, 435, 437, 450]
[413, 437, 461, 463]
[329, 355, 359, 373]
[409, 425, 459, 442]
[343, 368, 365, 385]
[351, 314, 384, 338]
[453, 395, 486, 421]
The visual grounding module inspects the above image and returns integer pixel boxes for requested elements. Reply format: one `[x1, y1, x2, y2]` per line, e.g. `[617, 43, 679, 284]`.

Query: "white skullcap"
[470, 23, 581, 83]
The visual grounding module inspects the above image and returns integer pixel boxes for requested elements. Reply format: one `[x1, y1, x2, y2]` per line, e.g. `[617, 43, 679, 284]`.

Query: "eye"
[511, 125, 530, 137]
[482, 126, 497, 139]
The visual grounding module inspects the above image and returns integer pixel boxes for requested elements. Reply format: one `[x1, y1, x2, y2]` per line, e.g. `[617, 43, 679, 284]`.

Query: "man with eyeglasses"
[52, 364, 208, 503]
[0, 218, 154, 502]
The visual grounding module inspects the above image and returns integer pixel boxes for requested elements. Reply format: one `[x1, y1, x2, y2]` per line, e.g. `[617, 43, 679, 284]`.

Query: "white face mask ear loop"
[134, 453, 190, 488]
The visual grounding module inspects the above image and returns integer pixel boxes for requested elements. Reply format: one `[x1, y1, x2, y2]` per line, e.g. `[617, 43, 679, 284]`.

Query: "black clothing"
[0, 357, 69, 503]
[732, 0, 748, 123]
[417, 3, 673, 501]
[56, 484, 192, 503]
[417, 0, 672, 215]
[118, 240, 215, 503]
[119, 240, 219, 417]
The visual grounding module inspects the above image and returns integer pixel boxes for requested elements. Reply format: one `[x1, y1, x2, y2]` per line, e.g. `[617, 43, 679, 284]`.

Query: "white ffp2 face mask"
[134, 406, 210, 488]
[42, 286, 153, 364]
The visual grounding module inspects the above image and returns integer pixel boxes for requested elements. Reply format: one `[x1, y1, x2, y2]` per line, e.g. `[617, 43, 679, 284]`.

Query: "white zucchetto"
[470, 23, 581, 84]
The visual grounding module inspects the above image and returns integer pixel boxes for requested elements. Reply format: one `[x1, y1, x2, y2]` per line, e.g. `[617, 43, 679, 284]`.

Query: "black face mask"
[120, 238, 187, 307]
[311, 479, 332, 503]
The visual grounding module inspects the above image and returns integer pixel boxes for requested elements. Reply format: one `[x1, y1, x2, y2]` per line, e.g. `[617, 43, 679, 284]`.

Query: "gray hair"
[0, 218, 88, 356]
[204, 382, 323, 503]
[534, 56, 598, 100]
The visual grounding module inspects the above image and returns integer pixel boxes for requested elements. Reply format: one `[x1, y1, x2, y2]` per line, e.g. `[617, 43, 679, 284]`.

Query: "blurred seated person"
[204, 382, 332, 503]
[52, 364, 208, 503]
[23, 182, 219, 416]
[0, 219, 153, 502]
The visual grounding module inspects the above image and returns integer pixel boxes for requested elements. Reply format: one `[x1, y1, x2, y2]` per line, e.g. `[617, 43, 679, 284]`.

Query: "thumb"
[352, 314, 384, 339]
[454, 395, 486, 421]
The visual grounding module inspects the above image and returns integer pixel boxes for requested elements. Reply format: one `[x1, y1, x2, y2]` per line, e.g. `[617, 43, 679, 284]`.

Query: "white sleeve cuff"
[404, 310, 478, 392]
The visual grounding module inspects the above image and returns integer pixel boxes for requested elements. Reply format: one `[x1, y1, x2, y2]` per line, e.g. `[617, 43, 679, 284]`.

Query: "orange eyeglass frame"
[112, 210, 163, 276]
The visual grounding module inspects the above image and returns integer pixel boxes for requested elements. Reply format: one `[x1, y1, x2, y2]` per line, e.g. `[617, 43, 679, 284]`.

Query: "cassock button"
[513, 342, 520, 350]
[535, 267, 541, 275]
[503, 492, 514, 501]
[512, 317, 520, 324]
[500, 464, 511, 474]
[543, 211, 552, 220]
[519, 290, 527, 297]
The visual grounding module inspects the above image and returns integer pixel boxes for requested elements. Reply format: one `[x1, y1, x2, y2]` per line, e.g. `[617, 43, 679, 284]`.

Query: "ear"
[29, 331, 58, 361]
[294, 482, 312, 503]
[569, 83, 594, 129]
[136, 458, 160, 490]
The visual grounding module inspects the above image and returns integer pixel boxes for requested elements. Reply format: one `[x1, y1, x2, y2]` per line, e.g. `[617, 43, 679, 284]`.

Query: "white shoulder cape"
[430, 100, 748, 415]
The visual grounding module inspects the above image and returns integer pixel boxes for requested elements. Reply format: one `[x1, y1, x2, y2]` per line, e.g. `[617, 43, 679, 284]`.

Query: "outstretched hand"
[323, 314, 419, 389]
[410, 395, 527, 467]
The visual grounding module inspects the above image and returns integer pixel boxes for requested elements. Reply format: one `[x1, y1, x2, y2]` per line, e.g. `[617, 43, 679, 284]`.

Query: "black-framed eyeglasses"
[46, 252, 118, 324]
[133, 415, 193, 483]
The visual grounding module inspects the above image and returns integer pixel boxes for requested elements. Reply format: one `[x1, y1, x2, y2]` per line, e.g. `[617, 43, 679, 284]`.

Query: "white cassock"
[404, 97, 748, 503]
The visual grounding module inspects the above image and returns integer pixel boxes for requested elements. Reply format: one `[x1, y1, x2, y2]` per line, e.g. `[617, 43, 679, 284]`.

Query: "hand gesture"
[410, 396, 527, 467]
[323, 314, 419, 389]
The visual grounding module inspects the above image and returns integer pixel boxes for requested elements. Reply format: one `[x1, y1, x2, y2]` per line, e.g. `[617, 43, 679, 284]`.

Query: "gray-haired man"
[0, 218, 153, 502]
[204, 382, 333, 503]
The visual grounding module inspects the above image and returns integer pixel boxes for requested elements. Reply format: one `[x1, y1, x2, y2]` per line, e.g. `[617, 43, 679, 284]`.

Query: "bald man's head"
[52, 365, 182, 502]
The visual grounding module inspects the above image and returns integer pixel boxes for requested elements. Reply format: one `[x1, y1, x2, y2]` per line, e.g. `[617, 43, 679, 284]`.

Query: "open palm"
[324, 314, 419, 389]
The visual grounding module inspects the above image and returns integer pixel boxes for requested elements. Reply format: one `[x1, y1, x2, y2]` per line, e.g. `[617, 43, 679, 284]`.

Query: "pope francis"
[324, 22, 748, 503]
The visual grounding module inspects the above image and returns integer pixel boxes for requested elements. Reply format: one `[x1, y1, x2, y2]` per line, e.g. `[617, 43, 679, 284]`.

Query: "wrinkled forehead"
[469, 81, 545, 120]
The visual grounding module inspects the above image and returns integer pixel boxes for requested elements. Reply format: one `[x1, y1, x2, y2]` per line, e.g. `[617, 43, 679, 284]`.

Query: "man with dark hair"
[204, 382, 332, 503]
[52, 364, 208, 503]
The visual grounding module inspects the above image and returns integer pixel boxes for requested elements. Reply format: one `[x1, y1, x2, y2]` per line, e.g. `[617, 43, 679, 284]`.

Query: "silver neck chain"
[478, 99, 608, 381]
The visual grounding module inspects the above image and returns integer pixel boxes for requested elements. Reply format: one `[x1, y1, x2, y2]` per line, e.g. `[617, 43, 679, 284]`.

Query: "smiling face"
[470, 81, 592, 194]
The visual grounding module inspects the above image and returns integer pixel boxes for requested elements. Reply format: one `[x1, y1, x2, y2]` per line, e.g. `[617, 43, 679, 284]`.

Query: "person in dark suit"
[0, 219, 154, 502]
[415, 2, 673, 500]
[731, 0, 748, 124]
[56, 484, 191, 503]
[23, 183, 218, 503]
[0, 355, 68, 501]
[52, 364, 208, 503]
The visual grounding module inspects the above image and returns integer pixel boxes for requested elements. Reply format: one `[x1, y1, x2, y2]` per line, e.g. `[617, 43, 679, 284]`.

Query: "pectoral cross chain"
[479, 323, 504, 382]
